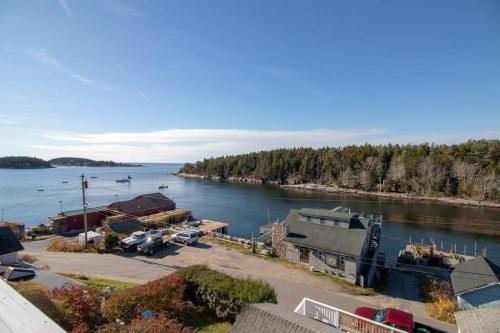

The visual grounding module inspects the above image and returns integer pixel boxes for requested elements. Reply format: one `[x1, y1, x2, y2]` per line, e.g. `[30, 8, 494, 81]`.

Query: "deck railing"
[294, 298, 407, 333]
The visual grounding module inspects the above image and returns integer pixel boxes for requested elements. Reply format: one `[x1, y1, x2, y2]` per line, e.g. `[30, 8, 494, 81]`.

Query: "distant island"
[49, 157, 142, 167]
[0, 156, 52, 169]
[0, 156, 141, 169]
[179, 140, 500, 206]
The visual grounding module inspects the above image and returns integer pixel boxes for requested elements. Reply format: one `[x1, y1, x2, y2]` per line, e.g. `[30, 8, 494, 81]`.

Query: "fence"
[294, 298, 407, 333]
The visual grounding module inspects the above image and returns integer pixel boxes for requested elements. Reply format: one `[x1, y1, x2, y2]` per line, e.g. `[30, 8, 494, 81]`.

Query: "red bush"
[52, 284, 105, 331]
[104, 273, 188, 322]
[97, 314, 195, 333]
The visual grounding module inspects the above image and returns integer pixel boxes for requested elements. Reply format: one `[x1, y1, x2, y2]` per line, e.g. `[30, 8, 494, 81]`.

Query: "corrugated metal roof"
[60, 206, 108, 217]
[283, 209, 368, 257]
[0, 279, 66, 333]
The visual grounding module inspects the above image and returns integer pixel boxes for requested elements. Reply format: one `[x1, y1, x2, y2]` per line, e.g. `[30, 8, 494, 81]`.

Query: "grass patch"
[311, 271, 377, 296]
[177, 306, 231, 333]
[198, 321, 232, 333]
[60, 273, 138, 292]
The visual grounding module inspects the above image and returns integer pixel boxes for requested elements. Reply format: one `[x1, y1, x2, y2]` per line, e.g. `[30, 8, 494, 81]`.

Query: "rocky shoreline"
[176, 173, 500, 209]
[281, 183, 500, 208]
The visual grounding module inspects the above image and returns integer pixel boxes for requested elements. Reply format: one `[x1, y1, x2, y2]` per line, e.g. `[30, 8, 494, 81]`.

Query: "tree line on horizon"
[180, 140, 500, 201]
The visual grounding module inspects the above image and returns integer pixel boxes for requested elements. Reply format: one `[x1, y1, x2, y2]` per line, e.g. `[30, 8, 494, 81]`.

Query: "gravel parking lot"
[22, 237, 456, 333]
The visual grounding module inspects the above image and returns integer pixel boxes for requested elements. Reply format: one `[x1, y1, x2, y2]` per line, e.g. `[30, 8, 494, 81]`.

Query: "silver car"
[171, 230, 198, 245]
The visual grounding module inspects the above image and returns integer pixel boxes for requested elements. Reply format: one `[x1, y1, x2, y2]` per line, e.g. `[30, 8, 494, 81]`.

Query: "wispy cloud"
[249, 64, 311, 88]
[94, 0, 145, 18]
[57, 0, 72, 17]
[116, 64, 154, 110]
[25, 48, 111, 90]
[0, 114, 21, 126]
[32, 128, 500, 163]
[138, 91, 154, 111]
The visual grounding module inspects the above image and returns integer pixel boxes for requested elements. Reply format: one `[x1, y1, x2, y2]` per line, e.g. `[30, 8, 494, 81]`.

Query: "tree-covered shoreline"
[180, 140, 500, 201]
[0, 156, 52, 169]
[0, 156, 141, 169]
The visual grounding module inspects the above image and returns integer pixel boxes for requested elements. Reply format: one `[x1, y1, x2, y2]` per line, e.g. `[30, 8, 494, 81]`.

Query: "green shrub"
[179, 265, 277, 320]
[104, 233, 120, 252]
[103, 273, 188, 322]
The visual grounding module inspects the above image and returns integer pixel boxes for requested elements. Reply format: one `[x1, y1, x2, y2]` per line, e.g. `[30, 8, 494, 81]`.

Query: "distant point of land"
[0, 156, 141, 169]
[49, 157, 142, 167]
[0, 156, 52, 169]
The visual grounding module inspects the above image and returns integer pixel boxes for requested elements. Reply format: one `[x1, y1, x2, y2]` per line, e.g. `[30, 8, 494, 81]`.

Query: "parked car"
[355, 307, 434, 333]
[120, 231, 147, 251]
[137, 234, 166, 255]
[171, 230, 198, 245]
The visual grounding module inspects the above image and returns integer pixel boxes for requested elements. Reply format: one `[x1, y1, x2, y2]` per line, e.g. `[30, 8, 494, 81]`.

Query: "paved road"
[22, 238, 457, 333]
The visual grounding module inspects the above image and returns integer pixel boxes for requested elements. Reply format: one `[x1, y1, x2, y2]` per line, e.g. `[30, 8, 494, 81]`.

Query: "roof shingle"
[283, 209, 368, 257]
[231, 303, 341, 333]
[451, 257, 500, 295]
[0, 226, 24, 256]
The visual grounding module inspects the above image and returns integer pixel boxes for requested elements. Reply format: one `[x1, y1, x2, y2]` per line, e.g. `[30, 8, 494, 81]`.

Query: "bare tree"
[475, 171, 499, 201]
[453, 160, 480, 198]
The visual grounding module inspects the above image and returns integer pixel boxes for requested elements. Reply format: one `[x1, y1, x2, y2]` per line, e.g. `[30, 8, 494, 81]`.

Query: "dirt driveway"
[22, 238, 456, 333]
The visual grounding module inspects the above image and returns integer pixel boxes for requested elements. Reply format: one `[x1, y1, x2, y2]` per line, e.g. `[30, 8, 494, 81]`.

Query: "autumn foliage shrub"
[52, 284, 105, 331]
[47, 238, 101, 253]
[97, 314, 196, 333]
[421, 279, 457, 323]
[14, 281, 66, 325]
[104, 273, 188, 322]
[179, 265, 277, 320]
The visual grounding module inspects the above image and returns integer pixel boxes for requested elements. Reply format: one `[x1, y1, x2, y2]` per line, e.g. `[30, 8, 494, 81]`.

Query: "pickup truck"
[355, 307, 443, 333]
[137, 234, 166, 255]
[120, 231, 147, 251]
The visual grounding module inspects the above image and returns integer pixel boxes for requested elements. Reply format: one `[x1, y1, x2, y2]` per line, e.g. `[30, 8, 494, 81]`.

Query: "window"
[340, 256, 345, 265]
[306, 216, 312, 222]
[320, 218, 325, 224]
[333, 219, 340, 226]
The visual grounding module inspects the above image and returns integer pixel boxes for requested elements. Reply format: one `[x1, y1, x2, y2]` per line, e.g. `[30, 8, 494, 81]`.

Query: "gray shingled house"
[451, 256, 500, 310]
[272, 207, 381, 286]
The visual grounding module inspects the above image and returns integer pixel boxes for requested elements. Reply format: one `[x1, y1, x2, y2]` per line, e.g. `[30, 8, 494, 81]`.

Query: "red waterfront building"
[49, 193, 176, 234]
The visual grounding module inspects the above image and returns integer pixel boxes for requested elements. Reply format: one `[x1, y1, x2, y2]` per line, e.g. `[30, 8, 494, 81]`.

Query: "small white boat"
[158, 184, 168, 189]
[116, 175, 132, 183]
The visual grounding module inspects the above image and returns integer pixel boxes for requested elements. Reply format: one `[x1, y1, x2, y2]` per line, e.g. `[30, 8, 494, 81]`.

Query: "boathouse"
[451, 256, 500, 310]
[107, 193, 176, 217]
[272, 207, 381, 287]
[50, 193, 176, 234]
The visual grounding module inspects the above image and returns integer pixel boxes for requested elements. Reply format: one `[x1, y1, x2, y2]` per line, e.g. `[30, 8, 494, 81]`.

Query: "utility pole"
[58, 200, 63, 213]
[81, 174, 88, 245]
[1, 209, 3, 222]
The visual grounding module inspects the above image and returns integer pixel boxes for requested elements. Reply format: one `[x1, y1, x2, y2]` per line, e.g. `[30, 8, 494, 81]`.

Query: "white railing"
[294, 298, 407, 333]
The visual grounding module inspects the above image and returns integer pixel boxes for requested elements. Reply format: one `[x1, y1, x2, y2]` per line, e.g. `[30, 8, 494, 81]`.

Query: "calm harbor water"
[1, 163, 499, 265]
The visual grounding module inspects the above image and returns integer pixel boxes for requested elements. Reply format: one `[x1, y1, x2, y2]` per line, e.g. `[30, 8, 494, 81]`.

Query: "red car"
[355, 307, 414, 333]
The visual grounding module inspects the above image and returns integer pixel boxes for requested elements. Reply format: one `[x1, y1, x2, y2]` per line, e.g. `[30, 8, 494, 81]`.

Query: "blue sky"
[1, 0, 499, 162]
